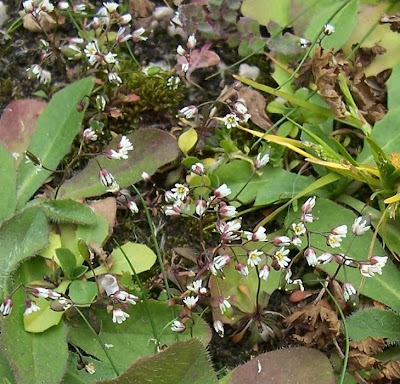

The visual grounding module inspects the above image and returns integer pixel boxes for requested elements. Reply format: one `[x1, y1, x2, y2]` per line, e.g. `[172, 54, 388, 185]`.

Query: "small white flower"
[247, 226, 267, 242]
[304, 248, 317, 267]
[127, 201, 139, 214]
[274, 247, 290, 269]
[187, 34, 196, 49]
[119, 13, 132, 25]
[222, 113, 239, 129]
[317, 252, 333, 264]
[370, 256, 388, 275]
[112, 308, 130, 324]
[191, 162, 204, 175]
[180, 105, 198, 119]
[95, 95, 107, 111]
[132, 28, 147, 42]
[324, 24, 335, 35]
[218, 297, 231, 314]
[359, 264, 375, 277]
[259, 265, 270, 280]
[171, 320, 186, 333]
[0, 298, 13, 316]
[213, 255, 230, 270]
[238, 63, 260, 80]
[273, 236, 291, 247]
[352, 216, 371, 236]
[332, 225, 347, 237]
[195, 199, 207, 216]
[218, 202, 236, 218]
[248, 249, 263, 267]
[74, 3, 86, 12]
[214, 184, 231, 198]
[107, 182, 120, 194]
[235, 262, 249, 276]
[117, 135, 134, 157]
[99, 169, 116, 188]
[233, 99, 248, 115]
[103, 1, 118, 13]
[342, 283, 356, 302]
[187, 280, 204, 295]
[114, 290, 138, 305]
[164, 201, 182, 217]
[31, 287, 61, 300]
[23, 0, 34, 13]
[302, 197, 316, 214]
[183, 295, 198, 309]
[24, 299, 40, 316]
[216, 220, 242, 242]
[104, 52, 118, 64]
[171, 183, 189, 200]
[254, 153, 269, 169]
[177, 45, 186, 56]
[292, 222, 306, 236]
[291, 236, 302, 247]
[40, 0, 54, 13]
[299, 38, 311, 48]
[213, 320, 224, 337]
[85, 363, 96, 375]
[326, 234, 343, 248]
[83, 128, 98, 141]
[301, 213, 314, 223]
[167, 76, 180, 90]
[181, 62, 189, 73]
[141, 171, 151, 182]
[292, 278, 304, 292]
[108, 71, 122, 84]
[84, 41, 100, 57]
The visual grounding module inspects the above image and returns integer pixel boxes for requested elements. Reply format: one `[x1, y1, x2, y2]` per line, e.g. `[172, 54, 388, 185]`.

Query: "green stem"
[113, 239, 159, 350]
[74, 306, 120, 377]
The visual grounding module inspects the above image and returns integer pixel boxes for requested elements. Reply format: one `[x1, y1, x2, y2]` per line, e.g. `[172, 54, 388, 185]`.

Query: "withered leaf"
[380, 13, 400, 33]
[350, 337, 386, 355]
[129, 0, 155, 18]
[348, 350, 379, 372]
[373, 360, 400, 380]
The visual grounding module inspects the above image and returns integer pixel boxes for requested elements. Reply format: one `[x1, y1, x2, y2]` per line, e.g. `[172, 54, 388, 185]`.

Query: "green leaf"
[347, 309, 400, 343]
[0, 143, 16, 223]
[67, 300, 211, 380]
[215, 160, 316, 206]
[241, 0, 291, 26]
[0, 207, 48, 300]
[95, 339, 218, 384]
[69, 280, 97, 305]
[40, 199, 96, 225]
[387, 63, 400, 110]
[88, 243, 157, 278]
[285, 198, 400, 311]
[0, 290, 68, 384]
[0, 348, 15, 384]
[56, 248, 78, 279]
[178, 128, 198, 155]
[357, 106, 400, 165]
[16, 77, 94, 208]
[59, 128, 179, 200]
[77, 212, 110, 248]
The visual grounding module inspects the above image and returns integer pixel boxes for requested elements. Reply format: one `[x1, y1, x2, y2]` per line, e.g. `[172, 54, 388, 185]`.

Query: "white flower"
[0, 298, 12, 316]
[167, 76, 180, 90]
[40, 0, 54, 13]
[222, 113, 239, 129]
[218, 297, 231, 314]
[23, 0, 34, 13]
[214, 184, 231, 198]
[119, 13, 132, 25]
[370, 256, 388, 275]
[233, 99, 248, 115]
[292, 278, 304, 292]
[132, 28, 147, 42]
[187, 34, 196, 49]
[96, 95, 106, 111]
[299, 38, 311, 48]
[177, 45, 186, 56]
[304, 248, 317, 267]
[191, 162, 204, 175]
[187, 280, 204, 295]
[108, 71, 122, 84]
[291, 236, 302, 247]
[324, 24, 335, 35]
[182, 63, 189, 73]
[235, 262, 249, 276]
[171, 183, 189, 200]
[164, 201, 182, 217]
[247, 249, 263, 267]
[216, 220, 241, 242]
[332, 225, 347, 237]
[218, 202, 236, 218]
[238, 63, 260, 80]
[302, 196, 316, 214]
[213, 320, 224, 337]
[116, 135, 134, 159]
[85, 363, 96, 375]
[352, 216, 371, 236]
[107, 182, 120, 194]
[342, 283, 356, 302]
[359, 264, 375, 278]
[103, 1, 118, 13]
[31, 287, 61, 300]
[83, 128, 98, 141]
[84, 41, 100, 57]
[273, 236, 291, 247]
[301, 213, 314, 223]
[141, 171, 151, 182]
[114, 290, 138, 305]
[99, 169, 116, 188]
[247, 226, 267, 242]
[101, 274, 120, 296]
[274, 247, 290, 269]
[127, 201, 138, 214]
[326, 234, 343, 248]
[195, 199, 207, 216]
[180, 105, 198, 119]
[259, 265, 270, 280]
[171, 320, 186, 333]
[104, 52, 118, 64]
[213, 255, 230, 270]
[112, 308, 130, 324]
[183, 295, 198, 309]
[317, 252, 333, 264]
[24, 299, 40, 316]
[254, 153, 269, 169]
[292, 222, 306, 236]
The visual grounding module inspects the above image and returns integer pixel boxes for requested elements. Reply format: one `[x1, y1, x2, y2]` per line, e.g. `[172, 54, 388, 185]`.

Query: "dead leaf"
[350, 337, 386, 355]
[348, 349, 379, 372]
[380, 13, 400, 33]
[129, 0, 155, 18]
[22, 12, 64, 32]
[373, 360, 400, 380]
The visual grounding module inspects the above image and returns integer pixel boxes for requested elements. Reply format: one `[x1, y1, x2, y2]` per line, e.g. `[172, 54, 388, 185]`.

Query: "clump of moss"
[0, 77, 13, 104]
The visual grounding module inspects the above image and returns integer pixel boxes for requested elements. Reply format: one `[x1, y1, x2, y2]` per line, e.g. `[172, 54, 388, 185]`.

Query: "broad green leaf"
[357, 106, 400, 165]
[241, 0, 291, 26]
[224, 347, 335, 384]
[215, 160, 316, 206]
[56, 248, 78, 279]
[87, 243, 157, 278]
[386, 63, 400, 110]
[59, 128, 179, 200]
[285, 198, 400, 311]
[0, 99, 47, 167]
[16, 77, 95, 208]
[69, 280, 98, 306]
[0, 290, 68, 384]
[77, 212, 110, 248]
[40, 199, 96, 225]
[39, 231, 62, 264]
[67, 300, 211, 380]
[347, 309, 400, 343]
[178, 128, 198, 155]
[95, 339, 218, 384]
[0, 143, 16, 223]
[0, 207, 48, 301]
[0, 348, 15, 384]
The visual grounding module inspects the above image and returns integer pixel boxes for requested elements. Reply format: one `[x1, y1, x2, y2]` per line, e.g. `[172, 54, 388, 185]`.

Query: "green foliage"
[94, 339, 218, 384]
[347, 309, 400, 343]
[15, 77, 94, 208]
[67, 301, 211, 381]
[0, 207, 49, 301]
[0, 143, 16, 224]
[241, 0, 291, 26]
[215, 160, 317, 206]
[285, 198, 400, 311]
[59, 128, 179, 199]
[0, 290, 69, 384]
[68, 280, 98, 306]
[387, 64, 400, 110]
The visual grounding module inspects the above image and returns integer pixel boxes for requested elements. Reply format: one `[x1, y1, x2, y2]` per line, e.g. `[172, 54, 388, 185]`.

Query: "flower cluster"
[106, 135, 134, 160]
[176, 34, 197, 73]
[221, 98, 251, 129]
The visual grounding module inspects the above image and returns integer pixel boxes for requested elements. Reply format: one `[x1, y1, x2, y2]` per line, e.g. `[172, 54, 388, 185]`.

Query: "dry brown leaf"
[22, 12, 64, 32]
[350, 337, 386, 355]
[238, 88, 272, 130]
[380, 13, 400, 33]
[373, 360, 400, 380]
[348, 350, 379, 372]
[129, 0, 155, 18]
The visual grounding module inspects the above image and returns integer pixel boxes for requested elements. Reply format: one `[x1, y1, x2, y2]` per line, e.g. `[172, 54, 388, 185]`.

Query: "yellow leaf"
[178, 128, 198, 155]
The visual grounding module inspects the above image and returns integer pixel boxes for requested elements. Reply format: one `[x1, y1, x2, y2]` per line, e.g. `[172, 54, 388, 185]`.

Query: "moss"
[0, 77, 13, 104]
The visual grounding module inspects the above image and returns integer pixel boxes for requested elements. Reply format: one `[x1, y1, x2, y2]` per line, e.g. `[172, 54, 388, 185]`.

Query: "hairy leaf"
[40, 199, 96, 225]
[0, 143, 16, 223]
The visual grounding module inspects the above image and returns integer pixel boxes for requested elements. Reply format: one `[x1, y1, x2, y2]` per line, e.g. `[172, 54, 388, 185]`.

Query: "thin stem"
[255, 265, 261, 310]
[113, 239, 159, 349]
[74, 306, 120, 376]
